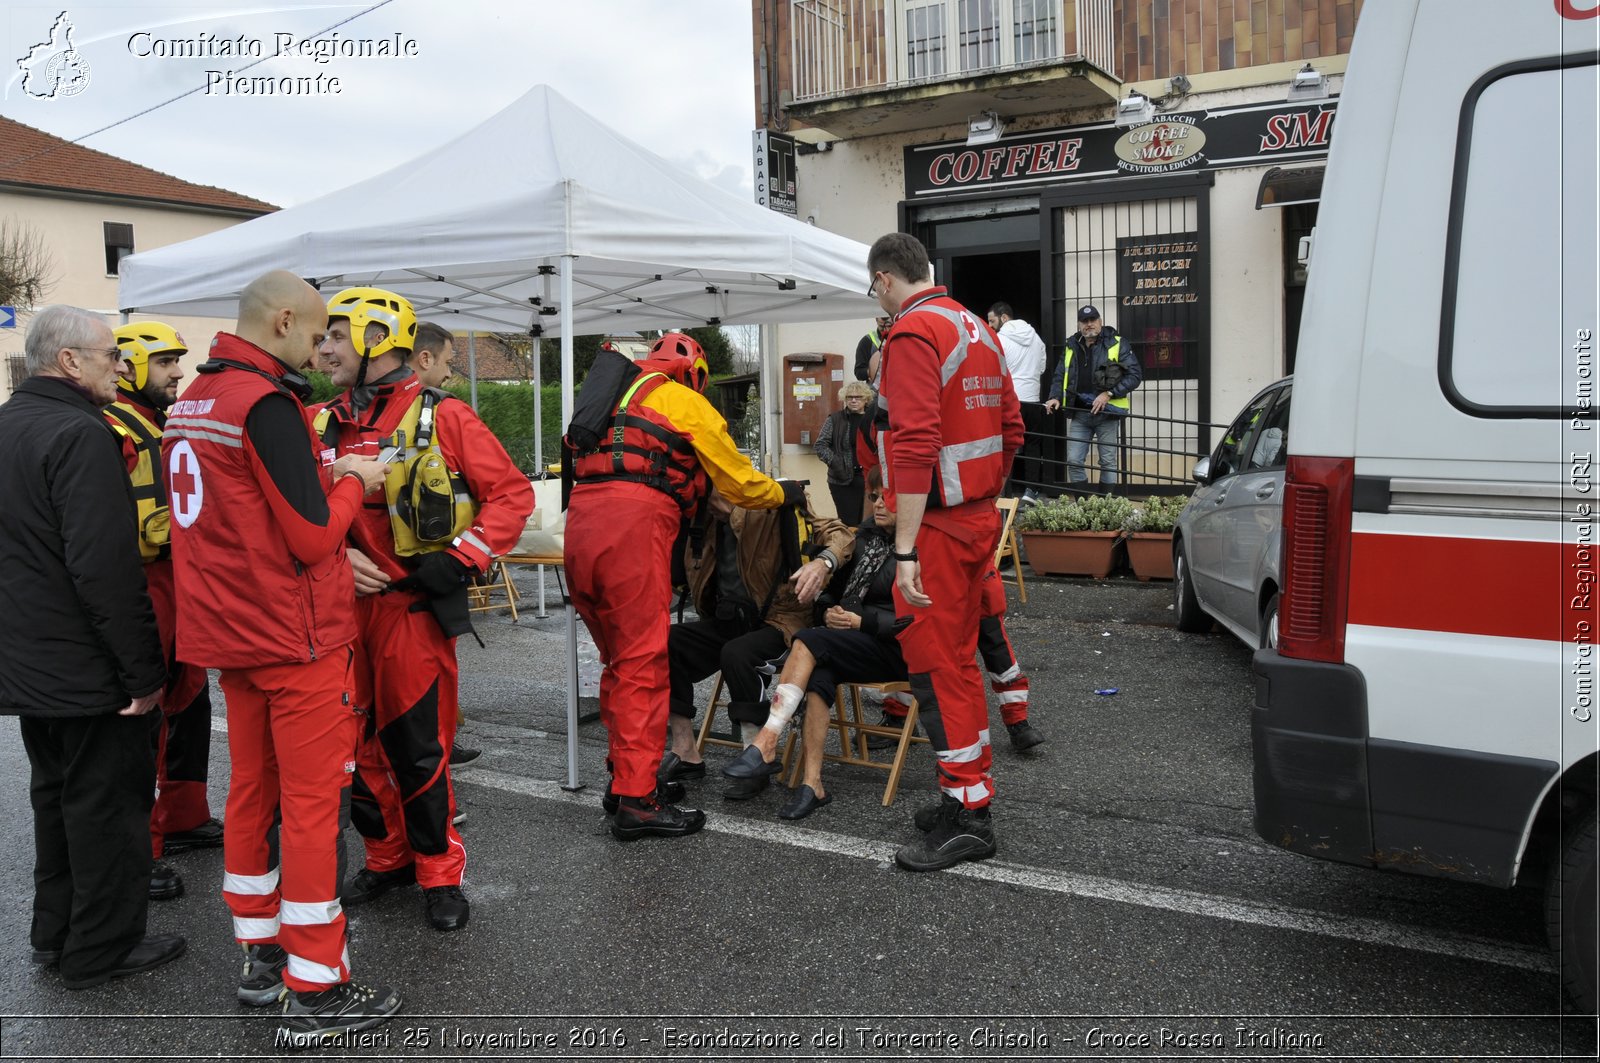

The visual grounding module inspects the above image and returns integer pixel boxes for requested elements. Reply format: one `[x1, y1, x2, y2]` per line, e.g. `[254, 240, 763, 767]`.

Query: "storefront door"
[1040, 173, 1213, 491]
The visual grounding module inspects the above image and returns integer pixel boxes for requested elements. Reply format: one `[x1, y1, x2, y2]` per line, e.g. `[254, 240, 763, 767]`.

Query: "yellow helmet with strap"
[326, 287, 417, 360]
[113, 321, 187, 393]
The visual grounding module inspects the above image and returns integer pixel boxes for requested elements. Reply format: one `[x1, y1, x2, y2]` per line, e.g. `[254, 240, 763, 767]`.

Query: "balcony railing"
[790, 0, 1116, 105]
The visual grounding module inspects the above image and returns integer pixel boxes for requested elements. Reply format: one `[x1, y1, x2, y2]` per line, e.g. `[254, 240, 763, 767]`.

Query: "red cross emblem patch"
[167, 440, 204, 527]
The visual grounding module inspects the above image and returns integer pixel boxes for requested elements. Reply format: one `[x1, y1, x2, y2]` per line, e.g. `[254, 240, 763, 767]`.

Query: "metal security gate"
[1039, 172, 1213, 492]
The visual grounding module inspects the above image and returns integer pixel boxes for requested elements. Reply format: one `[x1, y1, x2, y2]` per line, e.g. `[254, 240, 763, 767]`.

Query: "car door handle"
[1255, 484, 1276, 501]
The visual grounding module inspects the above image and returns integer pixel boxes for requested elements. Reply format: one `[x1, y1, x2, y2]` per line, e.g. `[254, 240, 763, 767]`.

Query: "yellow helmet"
[113, 321, 187, 393]
[326, 287, 417, 360]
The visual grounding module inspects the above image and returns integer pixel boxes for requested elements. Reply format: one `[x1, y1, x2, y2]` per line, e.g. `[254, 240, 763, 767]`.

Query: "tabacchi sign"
[906, 99, 1337, 198]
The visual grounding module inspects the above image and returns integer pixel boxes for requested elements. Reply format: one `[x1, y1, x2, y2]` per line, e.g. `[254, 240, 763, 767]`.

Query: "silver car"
[1173, 377, 1292, 649]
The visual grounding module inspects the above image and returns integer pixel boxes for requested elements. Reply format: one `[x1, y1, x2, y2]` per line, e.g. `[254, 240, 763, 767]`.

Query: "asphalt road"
[0, 568, 1593, 1061]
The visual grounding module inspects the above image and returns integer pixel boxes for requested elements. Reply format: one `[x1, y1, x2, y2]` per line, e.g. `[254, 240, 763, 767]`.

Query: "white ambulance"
[1251, 0, 1598, 1009]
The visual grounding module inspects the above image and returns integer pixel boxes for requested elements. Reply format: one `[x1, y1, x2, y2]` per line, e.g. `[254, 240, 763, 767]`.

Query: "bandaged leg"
[762, 683, 803, 736]
[750, 683, 803, 761]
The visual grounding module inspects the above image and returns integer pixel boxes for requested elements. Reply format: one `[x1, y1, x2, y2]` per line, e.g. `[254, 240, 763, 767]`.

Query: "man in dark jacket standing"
[1045, 305, 1143, 489]
[0, 304, 184, 989]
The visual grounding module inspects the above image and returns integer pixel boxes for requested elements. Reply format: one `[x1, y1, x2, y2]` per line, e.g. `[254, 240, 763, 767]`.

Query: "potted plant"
[1016, 493, 1134, 578]
[1121, 494, 1189, 581]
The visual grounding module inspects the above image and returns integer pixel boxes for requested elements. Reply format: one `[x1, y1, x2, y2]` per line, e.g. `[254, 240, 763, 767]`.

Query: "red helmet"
[644, 332, 710, 393]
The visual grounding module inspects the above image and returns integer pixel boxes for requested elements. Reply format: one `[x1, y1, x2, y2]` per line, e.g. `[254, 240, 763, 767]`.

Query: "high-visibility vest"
[570, 372, 707, 512]
[104, 399, 170, 562]
[314, 389, 477, 557]
[163, 335, 357, 669]
[1062, 335, 1132, 412]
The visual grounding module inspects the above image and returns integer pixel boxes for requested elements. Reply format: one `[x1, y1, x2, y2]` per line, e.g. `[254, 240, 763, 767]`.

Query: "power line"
[0, 0, 398, 180]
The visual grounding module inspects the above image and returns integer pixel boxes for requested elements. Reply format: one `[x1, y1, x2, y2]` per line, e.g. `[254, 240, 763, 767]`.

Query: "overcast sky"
[2, 0, 759, 208]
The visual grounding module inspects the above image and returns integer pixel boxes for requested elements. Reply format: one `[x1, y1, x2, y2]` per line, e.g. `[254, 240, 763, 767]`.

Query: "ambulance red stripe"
[1348, 532, 1593, 643]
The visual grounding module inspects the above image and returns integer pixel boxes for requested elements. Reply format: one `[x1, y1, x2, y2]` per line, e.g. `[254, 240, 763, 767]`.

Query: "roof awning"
[1256, 164, 1326, 209]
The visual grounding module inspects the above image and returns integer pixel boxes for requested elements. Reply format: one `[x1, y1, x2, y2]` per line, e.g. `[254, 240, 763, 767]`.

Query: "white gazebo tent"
[119, 84, 876, 789]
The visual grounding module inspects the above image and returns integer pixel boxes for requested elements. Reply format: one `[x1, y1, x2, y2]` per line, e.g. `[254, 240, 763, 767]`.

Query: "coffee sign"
[906, 99, 1337, 198]
[1114, 116, 1207, 173]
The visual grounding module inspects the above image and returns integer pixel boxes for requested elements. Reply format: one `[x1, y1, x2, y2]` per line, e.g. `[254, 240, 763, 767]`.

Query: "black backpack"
[561, 347, 643, 509]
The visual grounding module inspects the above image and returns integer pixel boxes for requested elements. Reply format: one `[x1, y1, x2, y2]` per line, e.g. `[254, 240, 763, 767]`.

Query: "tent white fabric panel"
[118, 85, 875, 335]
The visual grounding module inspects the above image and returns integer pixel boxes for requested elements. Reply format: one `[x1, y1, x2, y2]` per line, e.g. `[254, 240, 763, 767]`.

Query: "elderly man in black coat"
[0, 305, 184, 989]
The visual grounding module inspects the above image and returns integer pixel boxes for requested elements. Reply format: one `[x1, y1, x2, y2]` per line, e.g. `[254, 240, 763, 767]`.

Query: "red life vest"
[879, 289, 1014, 508]
[570, 372, 707, 512]
[162, 335, 357, 670]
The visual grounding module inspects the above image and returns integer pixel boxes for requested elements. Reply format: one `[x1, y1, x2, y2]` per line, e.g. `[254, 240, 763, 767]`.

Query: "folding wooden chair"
[993, 495, 1027, 604]
[467, 558, 520, 620]
[780, 680, 927, 806]
[693, 672, 744, 753]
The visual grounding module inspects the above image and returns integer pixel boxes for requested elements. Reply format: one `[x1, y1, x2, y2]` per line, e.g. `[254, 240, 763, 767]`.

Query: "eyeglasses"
[71, 346, 124, 360]
[867, 271, 883, 298]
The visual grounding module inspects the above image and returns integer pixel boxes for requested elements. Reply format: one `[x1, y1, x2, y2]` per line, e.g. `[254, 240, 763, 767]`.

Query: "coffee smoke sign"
[905, 99, 1337, 198]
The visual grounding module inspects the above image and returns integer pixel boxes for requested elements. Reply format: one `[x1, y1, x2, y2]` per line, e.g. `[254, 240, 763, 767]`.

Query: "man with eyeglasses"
[866, 233, 1025, 872]
[0, 305, 184, 989]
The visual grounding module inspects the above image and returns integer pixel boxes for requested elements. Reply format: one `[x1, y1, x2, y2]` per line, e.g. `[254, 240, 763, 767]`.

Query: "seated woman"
[723, 468, 906, 819]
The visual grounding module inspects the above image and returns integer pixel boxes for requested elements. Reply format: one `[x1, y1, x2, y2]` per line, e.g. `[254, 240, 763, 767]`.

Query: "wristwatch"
[891, 548, 919, 562]
[818, 554, 836, 571]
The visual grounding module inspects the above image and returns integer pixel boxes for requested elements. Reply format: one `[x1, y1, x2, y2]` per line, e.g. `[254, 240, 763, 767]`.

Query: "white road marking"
[208, 717, 1553, 976]
[458, 767, 1555, 976]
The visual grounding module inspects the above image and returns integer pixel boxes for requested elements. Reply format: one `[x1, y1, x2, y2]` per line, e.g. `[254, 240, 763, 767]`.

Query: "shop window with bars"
[1043, 186, 1211, 493]
[7, 355, 27, 392]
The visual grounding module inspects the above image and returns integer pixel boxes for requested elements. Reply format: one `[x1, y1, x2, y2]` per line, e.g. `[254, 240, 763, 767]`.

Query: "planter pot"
[1019, 530, 1122, 579]
[1125, 531, 1175, 581]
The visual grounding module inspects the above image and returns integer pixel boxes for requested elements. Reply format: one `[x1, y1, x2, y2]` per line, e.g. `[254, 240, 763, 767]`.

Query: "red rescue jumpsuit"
[164, 335, 367, 993]
[979, 565, 1031, 727]
[315, 374, 532, 888]
[565, 373, 786, 799]
[878, 288, 1025, 809]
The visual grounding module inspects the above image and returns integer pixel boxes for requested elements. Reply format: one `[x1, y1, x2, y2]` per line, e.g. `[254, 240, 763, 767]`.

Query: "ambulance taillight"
[1277, 456, 1354, 663]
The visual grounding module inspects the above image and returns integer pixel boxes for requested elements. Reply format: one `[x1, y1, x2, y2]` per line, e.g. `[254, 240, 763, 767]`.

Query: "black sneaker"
[610, 794, 706, 841]
[423, 885, 469, 932]
[341, 864, 416, 906]
[601, 780, 684, 816]
[1007, 720, 1046, 752]
[238, 943, 287, 1006]
[449, 744, 481, 766]
[894, 795, 996, 872]
[657, 751, 706, 783]
[162, 816, 224, 853]
[278, 981, 402, 1049]
[150, 861, 183, 901]
[867, 711, 912, 750]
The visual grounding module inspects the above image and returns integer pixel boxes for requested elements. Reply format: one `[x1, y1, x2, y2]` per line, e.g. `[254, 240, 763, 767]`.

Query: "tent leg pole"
[560, 254, 582, 793]
[536, 565, 549, 619]
[563, 603, 581, 792]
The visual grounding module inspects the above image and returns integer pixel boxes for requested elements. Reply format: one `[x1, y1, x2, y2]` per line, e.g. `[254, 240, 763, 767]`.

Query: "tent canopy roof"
[119, 85, 876, 335]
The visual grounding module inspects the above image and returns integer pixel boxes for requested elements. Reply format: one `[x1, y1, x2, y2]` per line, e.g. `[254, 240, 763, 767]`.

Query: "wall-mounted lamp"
[1287, 63, 1329, 102]
[966, 110, 1006, 146]
[1114, 92, 1154, 128]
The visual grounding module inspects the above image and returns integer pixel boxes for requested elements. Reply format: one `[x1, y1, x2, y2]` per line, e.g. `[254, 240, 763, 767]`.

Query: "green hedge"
[443, 380, 563, 473]
[306, 373, 562, 473]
